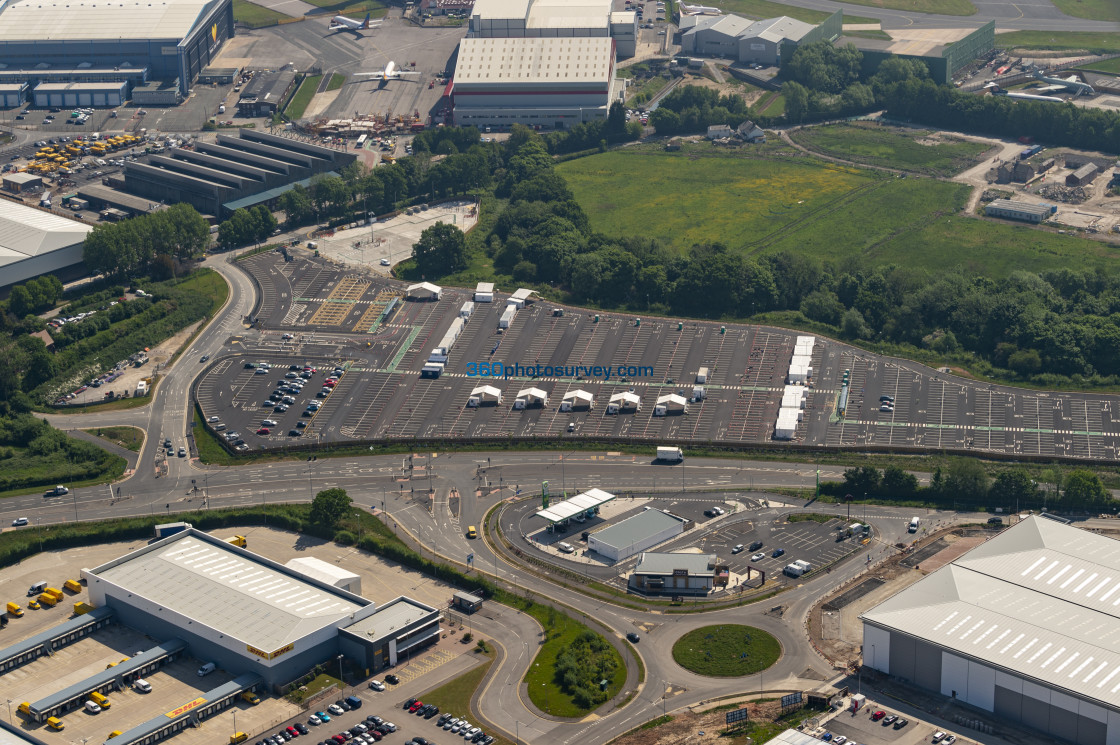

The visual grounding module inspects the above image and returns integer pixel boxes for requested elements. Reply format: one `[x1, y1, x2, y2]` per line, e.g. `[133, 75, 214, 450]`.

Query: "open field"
[996, 31, 1120, 53]
[831, 0, 976, 14]
[627, 74, 672, 104]
[523, 607, 626, 717]
[556, 148, 874, 252]
[302, 0, 388, 15]
[1080, 58, 1120, 74]
[717, 0, 878, 24]
[755, 91, 786, 117]
[1049, 0, 1120, 22]
[326, 73, 346, 91]
[672, 625, 781, 677]
[232, 0, 294, 27]
[84, 426, 144, 452]
[286, 75, 322, 119]
[789, 122, 992, 177]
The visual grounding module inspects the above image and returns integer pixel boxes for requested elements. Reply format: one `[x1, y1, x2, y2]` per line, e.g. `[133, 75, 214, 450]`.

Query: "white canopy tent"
[560, 389, 595, 410]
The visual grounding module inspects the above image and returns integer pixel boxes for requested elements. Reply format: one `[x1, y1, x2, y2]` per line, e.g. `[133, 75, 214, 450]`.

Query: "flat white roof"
[471, 385, 502, 398]
[0, 198, 92, 263]
[535, 487, 615, 523]
[0, 0, 218, 42]
[90, 531, 367, 651]
[455, 37, 613, 86]
[470, 0, 530, 20]
[476, 282, 495, 292]
[863, 516, 1120, 710]
[609, 391, 641, 404]
[517, 387, 548, 399]
[407, 281, 442, 294]
[285, 556, 360, 586]
[511, 287, 536, 300]
[656, 394, 688, 406]
[562, 389, 594, 402]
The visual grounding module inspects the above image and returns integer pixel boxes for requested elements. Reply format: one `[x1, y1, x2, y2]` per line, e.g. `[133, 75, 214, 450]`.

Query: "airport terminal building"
[862, 516, 1120, 745]
[0, 0, 234, 98]
[83, 529, 440, 686]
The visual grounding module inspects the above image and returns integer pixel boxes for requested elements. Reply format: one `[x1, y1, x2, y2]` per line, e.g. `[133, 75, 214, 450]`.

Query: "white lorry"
[656, 446, 683, 462]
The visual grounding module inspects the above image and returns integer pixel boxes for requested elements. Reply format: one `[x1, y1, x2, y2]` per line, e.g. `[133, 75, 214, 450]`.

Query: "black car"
[414, 739, 429, 745]
[366, 716, 382, 725]
[289, 430, 302, 437]
[385, 674, 400, 684]
[771, 548, 785, 558]
[295, 724, 310, 735]
[749, 541, 764, 551]
[987, 517, 1003, 525]
[626, 632, 641, 643]
[437, 714, 451, 726]
[424, 706, 439, 719]
[200, 354, 209, 363]
[336, 700, 350, 711]
[404, 698, 417, 710]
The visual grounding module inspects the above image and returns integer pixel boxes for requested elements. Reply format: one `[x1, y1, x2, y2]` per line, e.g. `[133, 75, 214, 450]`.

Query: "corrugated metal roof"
[455, 37, 613, 86]
[90, 531, 367, 651]
[470, 0, 530, 20]
[0, 0, 217, 42]
[633, 552, 716, 576]
[590, 509, 685, 549]
[745, 15, 814, 44]
[106, 674, 261, 745]
[342, 597, 438, 640]
[0, 198, 92, 259]
[986, 199, 1052, 217]
[862, 516, 1120, 710]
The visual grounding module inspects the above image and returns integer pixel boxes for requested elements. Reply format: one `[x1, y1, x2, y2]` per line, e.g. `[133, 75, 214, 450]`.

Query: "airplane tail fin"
[362, 12, 370, 27]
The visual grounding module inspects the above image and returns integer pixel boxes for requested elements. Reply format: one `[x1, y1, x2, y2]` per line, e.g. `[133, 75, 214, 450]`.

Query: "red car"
[256, 427, 270, 435]
[871, 710, 886, 721]
[409, 701, 423, 712]
[286, 727, 299, 737]
[332, 736, 346, 744]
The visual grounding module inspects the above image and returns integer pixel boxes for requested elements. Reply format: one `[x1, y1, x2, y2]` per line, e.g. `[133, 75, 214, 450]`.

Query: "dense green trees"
[412, 222, 466, 277]
[554, 631, 619, 708]
[309, 488, 352, 528]
[82, 203, 210, 278]
[828, 461, 1111, 511]
[217, 205, 278, 249]
[650, 86, 751, 135]
[5, 276, 63, 317]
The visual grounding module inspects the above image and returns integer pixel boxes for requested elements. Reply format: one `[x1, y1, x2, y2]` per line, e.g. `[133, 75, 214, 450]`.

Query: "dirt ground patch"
[613, 699, 804, 745]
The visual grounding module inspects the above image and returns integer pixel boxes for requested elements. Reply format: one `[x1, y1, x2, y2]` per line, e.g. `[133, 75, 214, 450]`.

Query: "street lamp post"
[338, 654, 345, 687]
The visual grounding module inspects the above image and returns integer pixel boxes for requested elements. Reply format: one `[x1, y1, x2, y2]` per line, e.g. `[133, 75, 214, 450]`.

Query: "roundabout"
[671, 624, 782, 677]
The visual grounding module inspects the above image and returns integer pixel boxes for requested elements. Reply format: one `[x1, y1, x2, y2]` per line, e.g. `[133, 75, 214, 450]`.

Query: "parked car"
[328, 704, 344, 716]
[894, 718, 908, 729]
[316, 712, 331, 723]
[771, 548, 785, 558]
[872, 710, 886, 721]
[750, 552, 765, 562]
[626, 632, 641, 643]
[731, 544, 744, 554]
[385, 674, 400, 684]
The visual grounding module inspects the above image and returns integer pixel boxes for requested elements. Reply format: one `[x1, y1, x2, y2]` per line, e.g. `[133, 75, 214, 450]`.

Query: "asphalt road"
[17, 250, 981, 745]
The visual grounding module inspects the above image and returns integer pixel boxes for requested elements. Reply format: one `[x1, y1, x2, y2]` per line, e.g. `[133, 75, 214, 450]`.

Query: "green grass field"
[231, 0, 293, 27]
[84, 426, 145, 452]
[302, 0, 388, 15]
[832, 0, 976, 15]
[717, 0, 878, 24]
[672, 625, 781, 677]
[756, 91, 786, 117]
[1049, 0, 1120, 21]
[627, 75, 671, 104]
[557, 148, 874, 252]
[996, 31, 1120, 53]
[326, 73, 346, 91]
[523, 607, 626, 717]
[285, 75, 322, 119]
[1079, 57, 1120, 74]
[790, 123, 992, 177]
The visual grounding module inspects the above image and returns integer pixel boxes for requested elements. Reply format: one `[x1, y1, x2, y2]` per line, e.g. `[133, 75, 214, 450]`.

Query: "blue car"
[316, 712, 331, 723]
[772, 548, 785, 558]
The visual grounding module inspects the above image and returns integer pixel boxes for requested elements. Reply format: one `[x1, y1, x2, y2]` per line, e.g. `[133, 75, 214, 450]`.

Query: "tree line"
[824, 459, 1111, 512]
[82, 203, 211, 280]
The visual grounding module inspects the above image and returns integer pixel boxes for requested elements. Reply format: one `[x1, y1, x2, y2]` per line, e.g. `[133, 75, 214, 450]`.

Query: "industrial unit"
[984, 199, 1053, 223]
[679, 14, 815, 65]
[588, 508, 688, 562]
[467, 0, 636, 57]
[862, 516, 1120, 745]
[452, 36, 616, 129]
[120, 129, 356, 218]
[0, 0, 234, 98]
[83, 529, 440, 685]
[236, 71, 297, 117]
[0, 198, 93, 289]
[628, 552, 721, 595]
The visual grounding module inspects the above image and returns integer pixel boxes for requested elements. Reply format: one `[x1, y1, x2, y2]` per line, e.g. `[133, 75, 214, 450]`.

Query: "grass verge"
[1078, 58, 1120, 74]
[627, 75, 672, 105]
[787, 513, 835, 524]
[232, 0, 294, 27]
[301, 0, 388, 15]
[789, 122, 992, 177]
[326, 73, 346, 91]
[83, 426, 144, 452]
[717, 0, 878, 24]
[671, 625, 781, 677]
[831, 0, 975, 15]
[286, 75, 322, 120]
[413, 647, 513, 745]
[996, 31, 1120, 53]
[288, 673, 343, 704]
[1048, 0, 1120, 21]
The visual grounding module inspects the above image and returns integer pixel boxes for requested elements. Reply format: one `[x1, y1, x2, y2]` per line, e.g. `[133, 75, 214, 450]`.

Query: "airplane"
[355, 61, 422, 86]
[1031, 68, 1095, 96]
[328, 12, 381, 34]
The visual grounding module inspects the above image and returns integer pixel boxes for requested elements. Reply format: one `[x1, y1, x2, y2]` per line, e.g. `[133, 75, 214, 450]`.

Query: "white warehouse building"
[862, 516, 1120, 745]
[468, 0, 636, 57]
[0, 198, 92, 289]
[452, 36, 616, 129]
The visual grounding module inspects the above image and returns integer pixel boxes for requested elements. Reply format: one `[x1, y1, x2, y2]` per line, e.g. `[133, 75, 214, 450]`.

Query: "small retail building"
[629, 552, 720, 595]
[588, 508, 688, 562]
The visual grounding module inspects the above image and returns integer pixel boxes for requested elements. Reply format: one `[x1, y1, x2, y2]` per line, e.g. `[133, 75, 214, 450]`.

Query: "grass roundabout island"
[672, 624, 781, 677]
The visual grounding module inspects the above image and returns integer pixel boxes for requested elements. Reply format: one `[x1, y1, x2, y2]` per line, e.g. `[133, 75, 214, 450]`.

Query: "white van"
[558, 542, 575, 554]
[197, 662, 216, 677]
[133, 679, 152, 693]
[908, 517, 920, 533]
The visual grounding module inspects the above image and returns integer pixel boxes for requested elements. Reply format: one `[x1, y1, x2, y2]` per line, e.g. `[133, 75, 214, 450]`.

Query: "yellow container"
[74, 601, 94, 615]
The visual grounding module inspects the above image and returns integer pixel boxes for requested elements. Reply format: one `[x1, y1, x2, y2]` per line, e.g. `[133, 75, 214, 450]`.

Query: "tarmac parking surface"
[205, 252, 1120, 462]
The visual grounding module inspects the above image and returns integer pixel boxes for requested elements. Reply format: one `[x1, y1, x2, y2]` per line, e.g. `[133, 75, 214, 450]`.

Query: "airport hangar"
[0, 199, 92, 290]
[467, 0, 637, 57]
[82, 529, 440, 687]
[862, 515, 1120, 745]
[0, 0, 233, 101]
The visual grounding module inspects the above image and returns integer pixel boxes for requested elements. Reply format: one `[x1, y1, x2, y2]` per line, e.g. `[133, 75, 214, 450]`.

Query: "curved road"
[19, 253, 983, 745]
